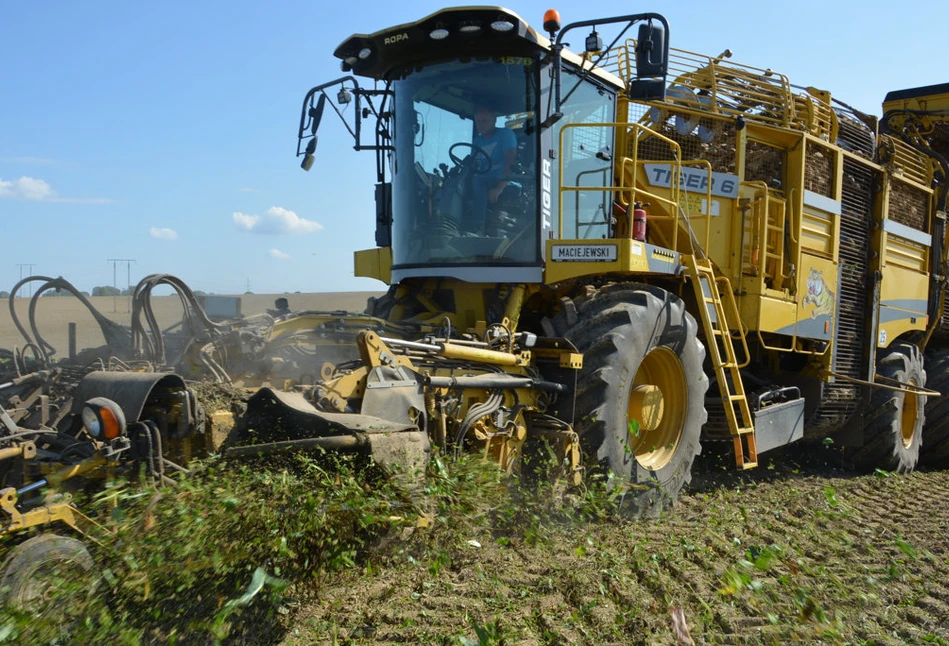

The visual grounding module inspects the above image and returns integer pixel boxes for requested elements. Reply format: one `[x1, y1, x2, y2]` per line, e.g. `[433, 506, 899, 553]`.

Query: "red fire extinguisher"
[633, 201, 649, 242]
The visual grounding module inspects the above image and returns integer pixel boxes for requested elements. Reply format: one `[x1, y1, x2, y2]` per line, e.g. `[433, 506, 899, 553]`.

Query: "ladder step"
[685, 254, 755, 459]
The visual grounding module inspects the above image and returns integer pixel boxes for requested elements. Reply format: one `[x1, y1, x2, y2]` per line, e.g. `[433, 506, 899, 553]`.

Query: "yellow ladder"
[683, 255, 758, 469]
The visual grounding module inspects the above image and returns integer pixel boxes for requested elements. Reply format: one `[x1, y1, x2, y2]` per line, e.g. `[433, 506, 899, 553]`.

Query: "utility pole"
[107, 259, 136, 313]
[15, 264, 35, 298]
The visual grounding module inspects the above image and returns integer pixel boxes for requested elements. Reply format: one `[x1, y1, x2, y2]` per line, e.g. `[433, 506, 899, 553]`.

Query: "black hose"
[130, 273, 233, 366]
[8, 276, 132, 365]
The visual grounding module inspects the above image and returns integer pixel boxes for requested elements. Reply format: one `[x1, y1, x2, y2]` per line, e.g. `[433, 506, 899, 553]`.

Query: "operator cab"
[392, 58, 539, 273]
[297, 7, 669, 285]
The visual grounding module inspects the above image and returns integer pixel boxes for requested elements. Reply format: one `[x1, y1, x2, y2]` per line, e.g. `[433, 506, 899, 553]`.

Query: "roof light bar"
[490, 19, 515, 33]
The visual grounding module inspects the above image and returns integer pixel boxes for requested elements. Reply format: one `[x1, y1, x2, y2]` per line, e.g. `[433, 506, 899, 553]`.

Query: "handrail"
[556, 120, 686, 246]
[611, 40, 836, 141]
[714, 271, 751, 368]
[756, 329, 794, 352]
[620, 122, 682, 249]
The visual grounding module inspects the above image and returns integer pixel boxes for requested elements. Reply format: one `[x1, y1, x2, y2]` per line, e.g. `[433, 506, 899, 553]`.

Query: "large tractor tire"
[0, 533, 93, 610]
[921, 348, 949, 467]
[562, 284, 708, 517]
[849, 343, 926, 473]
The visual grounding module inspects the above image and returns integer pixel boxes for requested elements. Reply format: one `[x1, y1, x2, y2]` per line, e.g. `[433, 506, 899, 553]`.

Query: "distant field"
[0, 292, 383, 355]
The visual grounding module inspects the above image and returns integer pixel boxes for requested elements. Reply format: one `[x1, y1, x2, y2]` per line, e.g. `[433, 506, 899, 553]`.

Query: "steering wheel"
[448, 142, 491, 174]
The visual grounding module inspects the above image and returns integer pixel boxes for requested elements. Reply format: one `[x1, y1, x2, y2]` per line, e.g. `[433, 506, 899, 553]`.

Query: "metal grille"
[627, 114, 737, 173]
[888, 177, 930, 231]
[835, 108, 875, 159]
[802, 157, 873, 435]
[745, 140, 783, 185]
[804, 144, 834, 197]
[938, 286, 949, 342]
[879, 135, 932, 187]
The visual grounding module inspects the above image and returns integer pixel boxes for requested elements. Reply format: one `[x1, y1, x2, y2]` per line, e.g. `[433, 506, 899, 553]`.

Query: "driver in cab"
[468, 105, 517, 233]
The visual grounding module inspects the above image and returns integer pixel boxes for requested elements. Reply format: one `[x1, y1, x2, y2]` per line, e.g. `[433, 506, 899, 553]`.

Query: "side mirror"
[301, 137, 317, 171]
[629, 22, 667, 102]
[374, 182, 392, 247]
[301, 94, 327, 171]
[634, 22, 666, 77]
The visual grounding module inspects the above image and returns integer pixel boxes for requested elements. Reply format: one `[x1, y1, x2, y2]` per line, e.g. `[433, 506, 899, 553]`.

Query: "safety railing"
[555, 121, 720, 257]
[609, 41, 836, 141]
[740, 181, 790, 287]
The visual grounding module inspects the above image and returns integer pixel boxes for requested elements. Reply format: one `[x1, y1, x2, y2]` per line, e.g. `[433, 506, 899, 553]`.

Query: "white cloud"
[232, 206, 323, 235]
[150, 227, 178, 241]
[232, 212, 260, 231]
[0, 175, 115, 203]
[238, 186, 260, 193]
[269, 248, 290, 260]
[0, 176, 55, 200]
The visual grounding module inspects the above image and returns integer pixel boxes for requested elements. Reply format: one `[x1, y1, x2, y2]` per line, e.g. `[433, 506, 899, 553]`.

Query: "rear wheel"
[849, 343, 926, 473]
[921, 348, 949, 467]
[564, 284, 708, 517]
[0, 533, 93, 610]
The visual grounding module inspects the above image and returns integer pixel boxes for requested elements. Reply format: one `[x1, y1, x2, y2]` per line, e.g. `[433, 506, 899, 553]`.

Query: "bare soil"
[5, 292, 948, 644]
[0, 292, 381, 355]
[276, 447, 949, 645]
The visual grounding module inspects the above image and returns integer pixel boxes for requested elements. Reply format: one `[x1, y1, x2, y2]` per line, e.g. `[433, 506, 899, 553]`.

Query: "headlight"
[81, 397, 127, 440]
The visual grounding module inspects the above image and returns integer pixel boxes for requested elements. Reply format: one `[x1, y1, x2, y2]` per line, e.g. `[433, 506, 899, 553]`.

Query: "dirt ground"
[0, 291, 381, 355]
[4, 290, 947, 644]
[278, 447, 949, 645]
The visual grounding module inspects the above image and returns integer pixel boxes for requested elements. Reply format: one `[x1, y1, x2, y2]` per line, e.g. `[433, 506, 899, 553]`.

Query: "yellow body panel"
[795, 256, 838, 341]
[354, 247, 392, 284]
[877, 261, 929, 347]
[738, 290, 797, 334]
[543, 238, 653, 283]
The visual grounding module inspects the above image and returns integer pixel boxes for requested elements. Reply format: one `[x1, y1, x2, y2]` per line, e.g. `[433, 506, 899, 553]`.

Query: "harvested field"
[8, 442, 949, 645]
[276, 446, 949, 646]
[3, 290, 948, 645]
[0, 291, 382, 354]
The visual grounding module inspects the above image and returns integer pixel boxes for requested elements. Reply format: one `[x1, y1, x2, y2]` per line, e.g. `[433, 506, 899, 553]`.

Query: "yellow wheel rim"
[901, 379, 919, 449]
[628, 346, 687, 470]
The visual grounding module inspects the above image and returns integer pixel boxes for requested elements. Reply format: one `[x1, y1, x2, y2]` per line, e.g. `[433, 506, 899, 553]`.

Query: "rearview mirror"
[635, 22, 666, 77]
[300, 94, 327, 171]
[629, 22, 667, 101]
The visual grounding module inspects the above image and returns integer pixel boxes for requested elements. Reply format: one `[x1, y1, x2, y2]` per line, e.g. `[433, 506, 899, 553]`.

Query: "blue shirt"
[473, 127, 517, 181]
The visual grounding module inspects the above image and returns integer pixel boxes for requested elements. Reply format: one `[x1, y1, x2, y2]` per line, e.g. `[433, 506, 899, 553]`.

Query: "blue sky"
[1, 0, 943, 295]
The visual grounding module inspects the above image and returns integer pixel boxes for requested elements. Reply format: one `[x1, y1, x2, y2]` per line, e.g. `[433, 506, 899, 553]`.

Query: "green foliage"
[3, 447, 947, 644]
[92, 285, 121, 297]
[1, 453, 408, 643]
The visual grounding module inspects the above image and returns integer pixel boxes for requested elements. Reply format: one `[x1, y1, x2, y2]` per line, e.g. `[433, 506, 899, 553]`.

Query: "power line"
[107, 259, 136, 313]
[15, 264, 36, 298]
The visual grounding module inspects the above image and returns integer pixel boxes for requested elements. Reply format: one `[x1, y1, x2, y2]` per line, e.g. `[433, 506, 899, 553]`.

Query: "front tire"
[849, 343, 926, 473]
[564, 284, 708, 517]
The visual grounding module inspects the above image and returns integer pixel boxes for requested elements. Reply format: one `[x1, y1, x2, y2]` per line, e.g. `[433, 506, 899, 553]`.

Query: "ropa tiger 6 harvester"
[283, 6, 949, 516]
